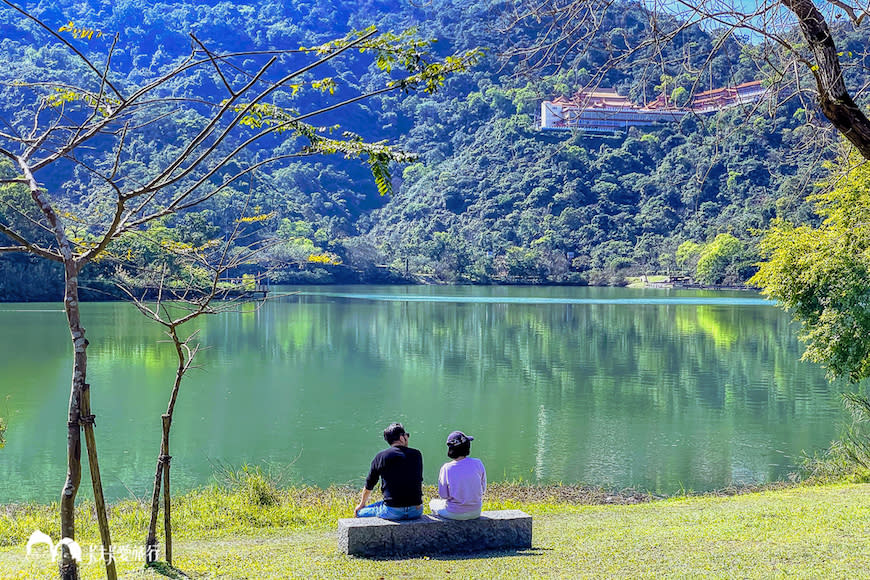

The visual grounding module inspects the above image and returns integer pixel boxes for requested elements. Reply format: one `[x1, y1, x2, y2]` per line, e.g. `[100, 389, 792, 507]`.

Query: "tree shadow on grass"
[146, 561, 190, 579]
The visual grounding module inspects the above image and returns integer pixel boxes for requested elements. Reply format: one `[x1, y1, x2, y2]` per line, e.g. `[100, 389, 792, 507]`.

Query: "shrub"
[801, 393, 870, 483]
[215, 463, 282, 507]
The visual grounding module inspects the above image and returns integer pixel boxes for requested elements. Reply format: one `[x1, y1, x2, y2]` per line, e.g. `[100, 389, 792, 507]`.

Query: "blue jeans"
[356, 501, 423, 520]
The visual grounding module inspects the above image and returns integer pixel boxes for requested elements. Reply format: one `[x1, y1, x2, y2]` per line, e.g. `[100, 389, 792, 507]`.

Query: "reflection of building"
[540, 80, 765, 134]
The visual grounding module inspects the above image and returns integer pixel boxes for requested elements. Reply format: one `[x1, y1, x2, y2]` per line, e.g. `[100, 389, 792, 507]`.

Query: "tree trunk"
[59, 264, 84, 580]
[782, 0, 870, 160]
[162, 414, 173, 565]
[145, 415, 172, 565]
[146, 327, 186, 566]
[144, 461, 163, 564]
[59, 262, 117, 580]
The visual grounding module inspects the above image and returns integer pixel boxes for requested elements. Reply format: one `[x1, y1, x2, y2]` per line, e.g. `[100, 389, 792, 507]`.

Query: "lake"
[0, 285, 851, 503]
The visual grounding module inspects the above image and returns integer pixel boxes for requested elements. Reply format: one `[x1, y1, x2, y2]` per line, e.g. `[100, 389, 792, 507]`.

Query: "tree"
[675, 240, 702, 276]
[695, 233, 744, 285]
[632, 232, 664, 279]
[0, 3, 478, 578]
[116, 189, 275, 568]
[751, 153, 870, 382]
[752, 150, 870, 478]
[503, 0, 870, 159]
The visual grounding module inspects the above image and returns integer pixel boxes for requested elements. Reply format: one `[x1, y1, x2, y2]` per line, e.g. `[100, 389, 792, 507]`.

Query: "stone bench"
[337, 509, 532, 557]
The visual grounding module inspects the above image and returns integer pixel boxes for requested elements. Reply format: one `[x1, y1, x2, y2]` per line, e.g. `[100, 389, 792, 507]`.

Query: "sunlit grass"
[1, 481, 868, 578]
[625, 275, 670, 288]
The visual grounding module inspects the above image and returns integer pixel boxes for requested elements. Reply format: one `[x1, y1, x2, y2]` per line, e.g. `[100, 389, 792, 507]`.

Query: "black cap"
[446, 431, 473, 446]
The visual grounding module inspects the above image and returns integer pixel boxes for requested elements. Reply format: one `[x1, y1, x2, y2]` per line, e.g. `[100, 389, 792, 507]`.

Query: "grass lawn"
[1, 483, 868, 578]
[625, 275, 670, 288]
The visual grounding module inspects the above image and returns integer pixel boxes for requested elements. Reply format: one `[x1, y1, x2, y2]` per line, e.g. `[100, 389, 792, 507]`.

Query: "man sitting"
[354, 422, 424, 520]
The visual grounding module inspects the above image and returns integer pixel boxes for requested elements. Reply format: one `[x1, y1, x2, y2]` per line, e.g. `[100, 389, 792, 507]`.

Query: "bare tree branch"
[190, 34, 237, 97]
[0, 221, 62, 261]
[0, 0, 124, 100]
[826, 0, 869, 25]
[131, 28, 378, 206]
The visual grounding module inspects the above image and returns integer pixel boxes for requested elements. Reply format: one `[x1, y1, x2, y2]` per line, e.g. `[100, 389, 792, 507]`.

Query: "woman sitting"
[429, 430, 487, 520]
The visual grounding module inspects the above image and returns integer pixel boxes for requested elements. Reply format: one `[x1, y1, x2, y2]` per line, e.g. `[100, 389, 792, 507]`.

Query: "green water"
[0, 285, 852, 503]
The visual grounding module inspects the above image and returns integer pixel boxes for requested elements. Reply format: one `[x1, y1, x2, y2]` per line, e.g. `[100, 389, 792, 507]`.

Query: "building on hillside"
[540, 89, 686, 134]
[690, 81, 767, 113]
[540, 80, 765, 134]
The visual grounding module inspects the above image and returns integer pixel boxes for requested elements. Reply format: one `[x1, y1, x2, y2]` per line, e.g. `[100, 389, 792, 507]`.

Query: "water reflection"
[0, 286, 853, 502]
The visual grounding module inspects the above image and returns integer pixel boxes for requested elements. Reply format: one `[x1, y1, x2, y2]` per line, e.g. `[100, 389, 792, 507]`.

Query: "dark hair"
[447, 441, 470, 459]
[383, 422, 406, 444]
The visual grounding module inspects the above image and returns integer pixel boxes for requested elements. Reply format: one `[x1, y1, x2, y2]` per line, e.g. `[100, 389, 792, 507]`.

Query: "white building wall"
[541, 101, 565, 129]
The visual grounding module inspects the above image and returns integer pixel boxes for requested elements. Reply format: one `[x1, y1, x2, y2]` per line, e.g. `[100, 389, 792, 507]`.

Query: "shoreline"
[0, 279, 757, 304]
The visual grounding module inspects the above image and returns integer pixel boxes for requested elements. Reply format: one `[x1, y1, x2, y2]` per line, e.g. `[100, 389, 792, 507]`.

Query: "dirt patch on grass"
[485, 483, 660, 504]
[483, 481, 799, 505]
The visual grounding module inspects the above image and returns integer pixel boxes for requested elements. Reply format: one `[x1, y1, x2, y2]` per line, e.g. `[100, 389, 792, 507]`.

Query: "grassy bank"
[1, 482, 868, 578]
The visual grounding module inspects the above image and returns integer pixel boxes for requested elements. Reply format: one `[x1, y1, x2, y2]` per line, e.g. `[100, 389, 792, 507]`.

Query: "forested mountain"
[1, 0, 867, 298]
